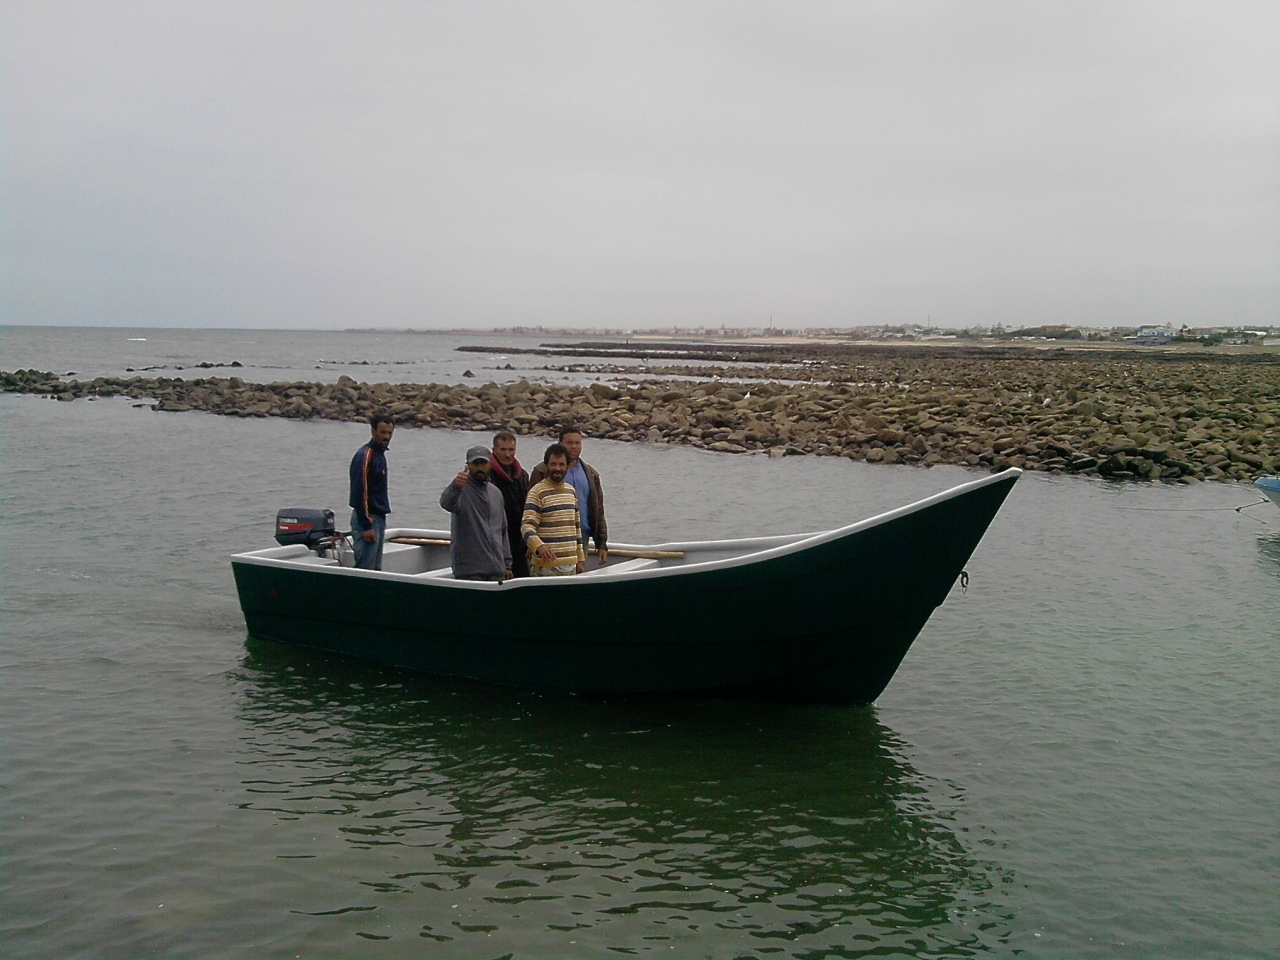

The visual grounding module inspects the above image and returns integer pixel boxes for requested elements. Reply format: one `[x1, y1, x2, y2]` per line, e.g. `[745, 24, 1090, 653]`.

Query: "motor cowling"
[274, 508, 336, 551]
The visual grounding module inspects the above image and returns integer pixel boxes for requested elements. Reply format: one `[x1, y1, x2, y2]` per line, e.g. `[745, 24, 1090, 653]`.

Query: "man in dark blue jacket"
[349, 411, 394, 569]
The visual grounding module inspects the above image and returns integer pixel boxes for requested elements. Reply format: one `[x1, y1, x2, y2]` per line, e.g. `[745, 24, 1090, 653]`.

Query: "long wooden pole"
[388, 536, 685, 560]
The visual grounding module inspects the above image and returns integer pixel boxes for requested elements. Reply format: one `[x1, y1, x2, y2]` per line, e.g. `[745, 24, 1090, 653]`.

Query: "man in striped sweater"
[521, 443, 586, 576]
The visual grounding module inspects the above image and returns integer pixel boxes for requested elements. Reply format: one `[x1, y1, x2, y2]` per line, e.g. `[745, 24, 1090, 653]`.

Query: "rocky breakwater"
[5, 351, 1280, 483]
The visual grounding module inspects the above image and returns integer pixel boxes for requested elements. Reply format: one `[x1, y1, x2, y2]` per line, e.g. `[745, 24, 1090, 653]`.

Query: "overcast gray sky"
[2, 1, 1276, 330]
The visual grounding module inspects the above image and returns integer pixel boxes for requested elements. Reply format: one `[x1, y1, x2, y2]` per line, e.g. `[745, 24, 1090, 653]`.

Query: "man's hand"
[362, 528, 377, 543]
[504, 569, 514, 580]
[536, 544, 556, 562]
[597, 547, 608, 565]
[575, 561, 585, 574]
[454, 469, 469, 488]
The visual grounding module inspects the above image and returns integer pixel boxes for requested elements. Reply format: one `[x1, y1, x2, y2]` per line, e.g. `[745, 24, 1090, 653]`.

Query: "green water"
[2, 330, 1278, 958]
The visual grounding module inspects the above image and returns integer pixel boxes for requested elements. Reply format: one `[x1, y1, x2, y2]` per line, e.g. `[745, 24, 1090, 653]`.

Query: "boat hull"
[231, 470, 1019, 704]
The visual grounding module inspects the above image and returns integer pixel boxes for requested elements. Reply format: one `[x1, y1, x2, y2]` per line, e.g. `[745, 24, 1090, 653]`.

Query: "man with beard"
[488, 430, 531, 578]
[439, 444, 512, 582]
[521, 443, 585, 576]
[348, 410, 394, 570]
[529, 425, 608, 566]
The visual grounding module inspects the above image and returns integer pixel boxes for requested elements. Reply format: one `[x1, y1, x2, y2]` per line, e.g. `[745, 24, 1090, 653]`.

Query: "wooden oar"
[389, 536, 685, 560]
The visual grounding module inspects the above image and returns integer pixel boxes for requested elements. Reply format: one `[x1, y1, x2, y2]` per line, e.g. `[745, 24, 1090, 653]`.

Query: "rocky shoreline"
[6, 348, 1279, 482]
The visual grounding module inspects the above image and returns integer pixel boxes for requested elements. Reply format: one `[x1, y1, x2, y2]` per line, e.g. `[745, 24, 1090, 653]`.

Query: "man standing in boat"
[488, 431, 531, 578]
[348, 411, 394, 570]
[529, 426, 607, 566]
[522, 443, 586, 576]
[439, 444, 513, 582]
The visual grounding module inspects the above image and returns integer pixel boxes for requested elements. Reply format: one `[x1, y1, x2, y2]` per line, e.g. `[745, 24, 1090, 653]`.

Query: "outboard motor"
[274, 508, 337, 553]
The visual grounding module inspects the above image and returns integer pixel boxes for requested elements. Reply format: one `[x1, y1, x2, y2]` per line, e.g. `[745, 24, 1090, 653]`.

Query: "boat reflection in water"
[229, 640, 1014, 957]
[1255, 530, 1280, 577]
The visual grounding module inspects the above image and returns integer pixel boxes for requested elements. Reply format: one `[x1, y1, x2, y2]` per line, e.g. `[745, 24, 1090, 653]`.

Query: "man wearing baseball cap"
[439, 444, 513, 582]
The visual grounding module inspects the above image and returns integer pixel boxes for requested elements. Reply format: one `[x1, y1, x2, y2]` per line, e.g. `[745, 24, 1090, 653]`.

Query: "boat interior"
[240, 527, 815, 579]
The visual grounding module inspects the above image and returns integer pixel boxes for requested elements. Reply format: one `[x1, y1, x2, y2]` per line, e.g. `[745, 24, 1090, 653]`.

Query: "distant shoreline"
[6, 322, 1277, 358]
[345, 327, 1280, 358]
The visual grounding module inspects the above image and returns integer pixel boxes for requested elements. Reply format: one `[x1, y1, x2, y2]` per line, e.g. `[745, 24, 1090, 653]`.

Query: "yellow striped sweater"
[521, 480, 586, 569]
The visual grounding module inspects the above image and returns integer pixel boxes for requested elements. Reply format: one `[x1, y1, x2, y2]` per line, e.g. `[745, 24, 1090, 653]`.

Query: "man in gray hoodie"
[439, 445, 513, 582]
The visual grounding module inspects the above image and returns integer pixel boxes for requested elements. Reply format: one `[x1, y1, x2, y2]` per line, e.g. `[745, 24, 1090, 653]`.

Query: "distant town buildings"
[427, 321, 1280, 345]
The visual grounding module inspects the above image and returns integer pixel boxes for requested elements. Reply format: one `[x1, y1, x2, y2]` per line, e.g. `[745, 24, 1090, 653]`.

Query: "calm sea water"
[2, 327, 1278, 958]
[0, 325, 722, 389]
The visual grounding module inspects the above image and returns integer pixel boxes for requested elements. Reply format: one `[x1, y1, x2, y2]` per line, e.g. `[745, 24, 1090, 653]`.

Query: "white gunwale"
[230, 468, 1021, 589]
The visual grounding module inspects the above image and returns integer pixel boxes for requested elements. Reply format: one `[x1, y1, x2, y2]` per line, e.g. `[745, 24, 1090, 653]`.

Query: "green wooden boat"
[231, 468, 1019, 704]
